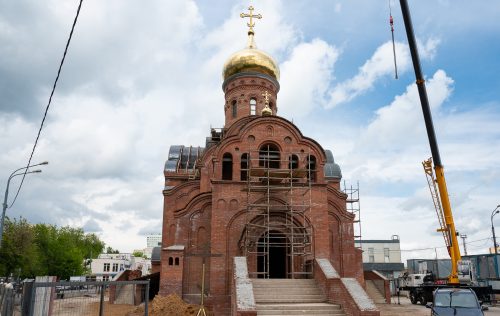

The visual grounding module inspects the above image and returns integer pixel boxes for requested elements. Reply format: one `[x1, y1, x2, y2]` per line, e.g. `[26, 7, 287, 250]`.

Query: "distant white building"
[146, 234, 162, 248]
[90, 253, 151, 281]
[354, 235, 404, 279]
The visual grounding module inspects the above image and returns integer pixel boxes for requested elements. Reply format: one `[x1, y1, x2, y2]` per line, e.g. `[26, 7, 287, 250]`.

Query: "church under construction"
[159, 6, 380, 316]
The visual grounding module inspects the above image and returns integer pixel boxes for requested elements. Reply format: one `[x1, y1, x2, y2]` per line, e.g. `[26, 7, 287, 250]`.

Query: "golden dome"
[261, 105, 273, 116]
[223, 6, 279, 82]
[223, 43, 280, 81]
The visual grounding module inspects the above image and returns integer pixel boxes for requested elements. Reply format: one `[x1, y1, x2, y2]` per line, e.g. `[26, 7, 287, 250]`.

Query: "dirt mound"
[127, 294, 209, 316]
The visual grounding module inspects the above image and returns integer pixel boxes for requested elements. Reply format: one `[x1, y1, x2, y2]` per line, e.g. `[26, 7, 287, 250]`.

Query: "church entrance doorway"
[257, 231, 288, 278]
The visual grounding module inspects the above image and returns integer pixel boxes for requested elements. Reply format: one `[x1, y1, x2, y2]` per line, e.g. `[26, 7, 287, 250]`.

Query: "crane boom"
[399, 0, 461, 284]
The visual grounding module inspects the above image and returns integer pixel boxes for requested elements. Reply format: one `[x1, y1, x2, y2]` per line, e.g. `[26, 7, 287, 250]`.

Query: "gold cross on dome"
[240, 6, 262, 35]
[262, 90, 270, 105]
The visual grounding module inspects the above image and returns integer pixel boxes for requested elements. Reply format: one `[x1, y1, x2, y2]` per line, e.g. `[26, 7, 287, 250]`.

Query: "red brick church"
[159, 6, 379, 316]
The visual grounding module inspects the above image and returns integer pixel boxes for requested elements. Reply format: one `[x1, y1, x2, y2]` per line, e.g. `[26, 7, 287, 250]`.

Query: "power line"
[9, 0, 84, 209]
[399, 237, 492, 252]
[360, 237, 493, 254]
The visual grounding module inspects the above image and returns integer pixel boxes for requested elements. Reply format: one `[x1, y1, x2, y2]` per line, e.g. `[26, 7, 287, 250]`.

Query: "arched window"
[241, 153, 249, 181]
[250, 98, 257, 115]
[168, 257, 174, 266]
[174, 257, 180, 266]
[269, 102, 274, 113]
[307, 155, 317, 182]
[222, 153, 233, 180]
[288, 154, 299, 170]
[232, 100, 237, 118]
[259, 144, 280, 169]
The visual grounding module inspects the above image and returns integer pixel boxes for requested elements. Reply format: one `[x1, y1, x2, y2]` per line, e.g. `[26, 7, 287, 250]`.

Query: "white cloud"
[328, 41, 410, 108]
[418, 37, 441, 60]
[327, 37, 441, 108]
[342, 70, 453, 182]
[279, 39, 340, 118]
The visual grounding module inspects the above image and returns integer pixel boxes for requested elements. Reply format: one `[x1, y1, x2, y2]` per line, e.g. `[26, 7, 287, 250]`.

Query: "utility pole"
[1, 162, 48, 248]
[460, 234, 468, 255]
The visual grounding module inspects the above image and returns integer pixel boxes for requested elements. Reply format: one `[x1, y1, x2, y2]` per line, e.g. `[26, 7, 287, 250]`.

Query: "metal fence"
[1, 280, 149, 316]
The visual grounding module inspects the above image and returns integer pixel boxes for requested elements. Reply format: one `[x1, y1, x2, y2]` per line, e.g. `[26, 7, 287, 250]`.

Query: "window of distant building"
[103, 263, 110, 272]
[384, 248, 390, 263]
[250, 98, 256, 115]
[368, 248, 375, 263]
[112, 263, 118, 272]
[222, 153, 233, 180]
[103, 275, 110, 281]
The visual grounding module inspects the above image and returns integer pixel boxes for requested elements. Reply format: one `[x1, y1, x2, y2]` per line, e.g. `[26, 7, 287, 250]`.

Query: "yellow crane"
[422, 158, 461, 283]
[399, 0, 461, 284]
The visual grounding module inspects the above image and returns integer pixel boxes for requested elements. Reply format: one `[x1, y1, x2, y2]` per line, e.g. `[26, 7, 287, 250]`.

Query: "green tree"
[0, 217, 40, 278]
[106, 246, 120, 254]
[132, 250, 144, 258]
[34, 225, 105, 280]
[0, 217, 105, 280]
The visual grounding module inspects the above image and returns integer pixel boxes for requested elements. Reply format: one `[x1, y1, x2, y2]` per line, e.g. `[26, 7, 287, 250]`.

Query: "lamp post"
[491, 205, 500, 255]
[1, 161, 48, 248]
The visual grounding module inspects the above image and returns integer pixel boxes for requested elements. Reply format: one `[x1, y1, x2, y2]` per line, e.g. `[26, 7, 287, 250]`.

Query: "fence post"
[29, 282, 36, 316]
[4, 286, 14, 316]
[144, 281, 149, 316]
[99, 284, 105, 316]
[0, 285, 5, 315]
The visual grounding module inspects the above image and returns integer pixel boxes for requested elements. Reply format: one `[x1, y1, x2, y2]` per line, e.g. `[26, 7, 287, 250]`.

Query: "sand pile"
[127, 294, 209, 316]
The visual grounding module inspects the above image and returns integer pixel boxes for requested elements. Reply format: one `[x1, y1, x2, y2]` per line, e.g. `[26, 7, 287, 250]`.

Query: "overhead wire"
[9, 0, 84, 209]
[361, 237, 493, 253]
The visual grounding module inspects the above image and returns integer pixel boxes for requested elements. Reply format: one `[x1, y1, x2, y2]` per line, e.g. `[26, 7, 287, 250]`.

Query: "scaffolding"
[343, 181, 362, 249]
[242, 147, 314, 279]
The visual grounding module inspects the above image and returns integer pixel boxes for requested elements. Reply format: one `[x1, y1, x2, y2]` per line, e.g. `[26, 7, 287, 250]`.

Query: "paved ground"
[378, 297, 500, 315]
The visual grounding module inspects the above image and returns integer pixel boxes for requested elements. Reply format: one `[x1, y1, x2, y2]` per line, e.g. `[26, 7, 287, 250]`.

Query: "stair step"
[257, 304, 345, 315]
[254, 288, 323, 295]
[256, 297, 327, 304]
[257, 303, 341, 311]
[257, 311, 345, 315]
[252, 279, 316, 284]
[252, 279, 346, 315]
[255, 294, 325, 299]
[253, 284, 319, 288]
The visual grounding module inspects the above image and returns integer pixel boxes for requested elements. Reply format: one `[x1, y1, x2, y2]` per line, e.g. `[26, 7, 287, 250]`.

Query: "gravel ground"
[379, 297, 500, 316]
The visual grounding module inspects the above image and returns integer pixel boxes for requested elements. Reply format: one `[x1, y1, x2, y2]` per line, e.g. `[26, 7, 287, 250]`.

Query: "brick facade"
[159, 36, 365, 315]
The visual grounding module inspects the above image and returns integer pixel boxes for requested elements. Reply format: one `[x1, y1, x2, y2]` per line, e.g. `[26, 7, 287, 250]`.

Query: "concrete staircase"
[252, 279, 346, 315]
[365, 280, 386, 304]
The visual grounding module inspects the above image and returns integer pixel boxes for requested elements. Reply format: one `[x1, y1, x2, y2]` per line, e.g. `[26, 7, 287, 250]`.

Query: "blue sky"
[1, 0, 500, 262]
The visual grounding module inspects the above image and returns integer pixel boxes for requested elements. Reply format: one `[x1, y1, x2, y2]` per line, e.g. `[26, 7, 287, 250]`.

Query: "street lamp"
[491, 205, 500, 255]
[0, 161, 48, 248]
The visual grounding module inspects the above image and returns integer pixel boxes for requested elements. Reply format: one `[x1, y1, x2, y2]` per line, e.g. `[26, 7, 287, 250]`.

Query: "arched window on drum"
[232, 100, 237, 118]
[250, 98, 257, 115]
